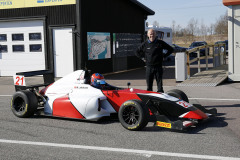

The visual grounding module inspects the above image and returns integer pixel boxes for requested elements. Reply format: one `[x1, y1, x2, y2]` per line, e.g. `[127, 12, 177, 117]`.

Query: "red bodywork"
[52, 95, 85, 119]
[102, 88, 157, 112]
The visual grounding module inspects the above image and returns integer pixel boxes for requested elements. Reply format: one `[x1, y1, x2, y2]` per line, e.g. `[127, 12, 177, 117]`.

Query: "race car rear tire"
[11, 90, 38, 118]
[166, 89, 189, 102]
[118, 100, 149, 131]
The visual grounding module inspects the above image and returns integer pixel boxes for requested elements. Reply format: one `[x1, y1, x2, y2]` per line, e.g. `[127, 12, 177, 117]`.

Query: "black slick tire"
[11, 90, 38, 118]
[118, 100, 149, 131]
[166, 89, 189, 102]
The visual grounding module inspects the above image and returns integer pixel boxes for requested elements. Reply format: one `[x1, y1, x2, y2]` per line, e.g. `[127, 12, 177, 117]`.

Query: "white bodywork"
[44, 70, 116, 119]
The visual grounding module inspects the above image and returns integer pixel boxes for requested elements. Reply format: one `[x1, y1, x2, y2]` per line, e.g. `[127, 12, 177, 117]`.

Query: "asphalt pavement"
[1, 63, 240, 160]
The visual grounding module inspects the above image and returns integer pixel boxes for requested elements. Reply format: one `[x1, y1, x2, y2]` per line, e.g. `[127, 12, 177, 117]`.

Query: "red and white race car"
[11, 70, 217, 131]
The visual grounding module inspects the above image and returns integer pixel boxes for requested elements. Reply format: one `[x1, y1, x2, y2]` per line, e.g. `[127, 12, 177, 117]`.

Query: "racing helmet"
[91, 73, 106, 88]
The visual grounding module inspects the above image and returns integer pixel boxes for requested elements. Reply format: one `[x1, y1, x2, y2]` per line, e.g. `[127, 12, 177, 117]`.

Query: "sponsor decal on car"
[74, 86, 88, 89]
[177, 100, 192, 108]
[156, 121, 171, 128]
[128, 124, 139, 130]
[124, 102, 136, 106]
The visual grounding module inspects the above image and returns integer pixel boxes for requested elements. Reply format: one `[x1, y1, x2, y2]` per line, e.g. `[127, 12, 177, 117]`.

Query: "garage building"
[0, 0, 154, 77]
[223, 0, 240, 81]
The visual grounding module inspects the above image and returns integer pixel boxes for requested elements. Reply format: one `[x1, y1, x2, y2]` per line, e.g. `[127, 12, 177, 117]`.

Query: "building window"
[12, 34, 24, 41]
[0, 45, 8, 53]
[167, 32, 170, 38]
[29, 33, 42, 40]
[13, 45, 25, 52]
[0, 34, 7, 41]
[30, 44, 42, 52]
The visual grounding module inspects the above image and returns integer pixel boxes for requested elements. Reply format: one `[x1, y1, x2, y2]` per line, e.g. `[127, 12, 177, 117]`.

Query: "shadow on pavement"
[104, 62, 212, 81]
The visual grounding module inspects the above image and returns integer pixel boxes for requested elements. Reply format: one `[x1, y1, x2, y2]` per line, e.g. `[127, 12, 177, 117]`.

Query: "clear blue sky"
[137, 0, 227, 28]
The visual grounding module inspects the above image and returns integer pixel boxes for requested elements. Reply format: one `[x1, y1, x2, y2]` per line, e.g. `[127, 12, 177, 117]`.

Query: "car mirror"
[127, 82, 131, 88]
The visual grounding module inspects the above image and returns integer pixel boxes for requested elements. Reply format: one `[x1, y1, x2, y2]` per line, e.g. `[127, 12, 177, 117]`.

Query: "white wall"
[228, 5, 240, 81]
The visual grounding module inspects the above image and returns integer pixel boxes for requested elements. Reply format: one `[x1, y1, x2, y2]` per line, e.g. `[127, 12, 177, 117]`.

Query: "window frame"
[0, 34, 7, 42]
[0, 45, 8, 53]
[12, 33, 24, 41]
[29, 44, 42, 52]
[167, 32, 171, 38]
[29, 33, 42, 41]
[12, 45, 25, 52]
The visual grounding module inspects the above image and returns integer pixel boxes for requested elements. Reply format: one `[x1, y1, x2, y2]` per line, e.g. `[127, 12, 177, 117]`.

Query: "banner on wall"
[114, 33, 142, 57]
[87, 32, 111, 60]
[0, 0, 76, 9]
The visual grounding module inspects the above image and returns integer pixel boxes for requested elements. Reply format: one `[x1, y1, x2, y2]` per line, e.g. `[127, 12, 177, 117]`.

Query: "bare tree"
[200, 19, 208, 41]
[172, 20, 176, 43]
[152, 21, 159, 27]
[208, 23, 215, 35]
[182, 28, 190, 44]
[214, 12, 228, 35]
[171, 12, 228, 45]
[175, 25, 182, 37]
[187, 18, 198, 41]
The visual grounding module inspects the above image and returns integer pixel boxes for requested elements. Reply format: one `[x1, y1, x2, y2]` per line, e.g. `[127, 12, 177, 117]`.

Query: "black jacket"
[136, 39, 173, 66]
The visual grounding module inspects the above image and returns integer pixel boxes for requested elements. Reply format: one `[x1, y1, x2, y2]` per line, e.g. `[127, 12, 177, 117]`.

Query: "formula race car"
[11, 70, 217, 131]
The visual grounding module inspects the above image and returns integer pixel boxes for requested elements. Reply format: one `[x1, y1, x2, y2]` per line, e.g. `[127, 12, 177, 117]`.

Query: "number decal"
[13, 75, 26, 86]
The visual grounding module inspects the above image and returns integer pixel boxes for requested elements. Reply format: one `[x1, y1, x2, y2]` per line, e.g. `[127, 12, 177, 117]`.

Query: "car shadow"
[104, 59, 214, 81]
[205, 104, 240, 108]
[31, 106, 230, 134]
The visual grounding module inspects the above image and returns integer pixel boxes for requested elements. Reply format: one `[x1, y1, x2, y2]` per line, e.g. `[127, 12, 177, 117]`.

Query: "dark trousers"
[146, 65, 164, 92]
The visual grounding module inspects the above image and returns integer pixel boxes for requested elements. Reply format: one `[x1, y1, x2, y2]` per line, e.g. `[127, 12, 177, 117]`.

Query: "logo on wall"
[37, 0, 44, 3]
[0, 0, 13, 7]
[0, 0, 75, 9]
[37, 0, 63, 3]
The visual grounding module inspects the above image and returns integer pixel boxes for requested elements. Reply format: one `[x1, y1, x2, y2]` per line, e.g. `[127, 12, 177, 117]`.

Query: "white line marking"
[189, 98, 240, 101]
[0, 95, 11, 97]
[0, 139, 239, 160]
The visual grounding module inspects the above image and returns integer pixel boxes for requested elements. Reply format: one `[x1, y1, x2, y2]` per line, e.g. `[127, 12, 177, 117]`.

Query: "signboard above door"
[0, 0, 76, 10]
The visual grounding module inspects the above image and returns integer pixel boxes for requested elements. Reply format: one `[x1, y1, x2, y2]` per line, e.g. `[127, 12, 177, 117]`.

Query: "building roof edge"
[129, 0, 155, 15]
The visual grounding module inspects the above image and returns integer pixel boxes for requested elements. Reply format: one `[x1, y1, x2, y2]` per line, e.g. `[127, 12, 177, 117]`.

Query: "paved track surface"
[0, 65, 240, 160]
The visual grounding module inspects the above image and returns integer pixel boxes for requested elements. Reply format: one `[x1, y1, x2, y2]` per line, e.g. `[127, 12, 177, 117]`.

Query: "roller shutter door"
[0, 20, 45, 76]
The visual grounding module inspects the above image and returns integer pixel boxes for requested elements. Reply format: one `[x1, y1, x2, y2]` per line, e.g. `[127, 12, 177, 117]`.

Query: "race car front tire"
[166, 89, 189, 102]
[11, 90, 38, 118]
[118, 100, 149, 131]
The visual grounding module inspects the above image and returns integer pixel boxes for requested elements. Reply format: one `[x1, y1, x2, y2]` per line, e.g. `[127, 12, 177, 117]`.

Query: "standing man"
[136, 29, 173, 92]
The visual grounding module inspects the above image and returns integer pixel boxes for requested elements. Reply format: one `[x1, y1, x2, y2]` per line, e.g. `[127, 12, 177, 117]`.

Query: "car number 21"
[13, 75, 26, 86]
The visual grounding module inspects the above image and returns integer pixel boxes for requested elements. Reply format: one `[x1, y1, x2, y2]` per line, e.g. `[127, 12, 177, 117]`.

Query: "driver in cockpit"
[90, 73, 119, 90]
[91, 73, 106, 89]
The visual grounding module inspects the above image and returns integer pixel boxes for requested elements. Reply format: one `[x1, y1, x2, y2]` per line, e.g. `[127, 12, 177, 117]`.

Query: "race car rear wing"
[14, 70, 55, 91]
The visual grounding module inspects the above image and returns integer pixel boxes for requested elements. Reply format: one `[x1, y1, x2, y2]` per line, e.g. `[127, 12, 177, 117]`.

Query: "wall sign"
[0, 0, 76, 9]
[87, 32, 111, 60]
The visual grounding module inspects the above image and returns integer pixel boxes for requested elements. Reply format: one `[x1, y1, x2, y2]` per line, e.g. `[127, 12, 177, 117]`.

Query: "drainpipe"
[76, 0, 84, 70]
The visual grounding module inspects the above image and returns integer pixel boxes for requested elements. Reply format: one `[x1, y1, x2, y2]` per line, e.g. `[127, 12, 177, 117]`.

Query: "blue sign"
[37, 0, 44, 3]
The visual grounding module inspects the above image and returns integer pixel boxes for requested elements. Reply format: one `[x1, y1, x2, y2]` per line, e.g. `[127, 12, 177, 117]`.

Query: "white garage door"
[0, 20, 45, 76]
